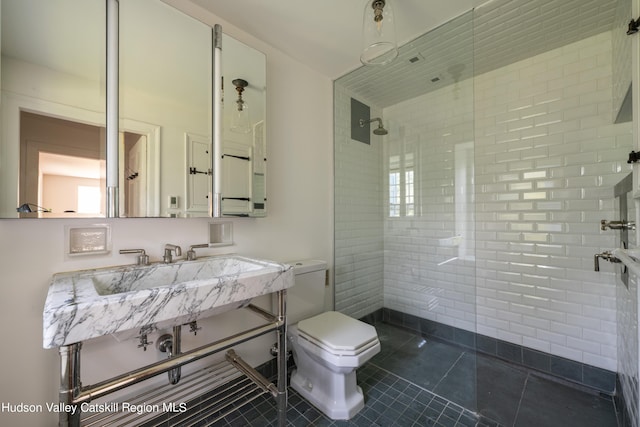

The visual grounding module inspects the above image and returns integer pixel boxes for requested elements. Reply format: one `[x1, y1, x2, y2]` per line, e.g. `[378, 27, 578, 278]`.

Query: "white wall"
[0, 3, 333, 425]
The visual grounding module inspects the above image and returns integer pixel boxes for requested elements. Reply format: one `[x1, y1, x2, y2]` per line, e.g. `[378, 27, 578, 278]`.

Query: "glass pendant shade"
[360, 0, 398, 65]
[230, 100, 251, 133]
[230, 78, 252, 134]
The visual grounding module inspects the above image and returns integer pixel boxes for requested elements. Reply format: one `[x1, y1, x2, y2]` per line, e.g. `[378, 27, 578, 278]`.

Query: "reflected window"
[78, 185, 101, 214]
[455, 142, 474, 259]
[406, 170, 414, 216]
[38, 150, 103, 216]
[388, 152, 415, 217]
[390, 169, 400, 217]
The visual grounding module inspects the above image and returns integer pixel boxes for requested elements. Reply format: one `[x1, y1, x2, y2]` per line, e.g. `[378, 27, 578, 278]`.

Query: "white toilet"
[286, 260, 380, 420]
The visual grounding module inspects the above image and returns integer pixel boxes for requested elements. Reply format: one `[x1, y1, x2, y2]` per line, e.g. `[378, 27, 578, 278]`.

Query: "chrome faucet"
[594, 250, 621, 271]
[157, 326, 182, 384]
[186, 243, 209, 261]
[600, 219, 636, 231]
[119, 249, 150, 266]
[163, 244, 182, 263]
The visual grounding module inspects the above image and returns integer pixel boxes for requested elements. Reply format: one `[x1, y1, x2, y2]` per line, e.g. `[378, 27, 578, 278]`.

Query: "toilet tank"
[285, 260, 327, 324]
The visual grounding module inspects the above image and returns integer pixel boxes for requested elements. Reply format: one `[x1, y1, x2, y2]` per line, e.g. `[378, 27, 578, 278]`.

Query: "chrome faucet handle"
[163, 244, 182, 263]
[594, 250, 621, 271]
[186, 244, 209, 261]
[119, 249, 150, 266]
[188, 321, 202, 335]
[137, 333, 153, 351]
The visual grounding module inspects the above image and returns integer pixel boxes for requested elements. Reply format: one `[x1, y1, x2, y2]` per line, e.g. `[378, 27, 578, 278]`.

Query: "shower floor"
[207, 322, 619, 426]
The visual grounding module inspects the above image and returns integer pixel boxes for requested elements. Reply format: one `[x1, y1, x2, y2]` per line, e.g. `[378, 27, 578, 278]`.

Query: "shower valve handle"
[600, 219, 635, 231]
[594, 251, 620, 271]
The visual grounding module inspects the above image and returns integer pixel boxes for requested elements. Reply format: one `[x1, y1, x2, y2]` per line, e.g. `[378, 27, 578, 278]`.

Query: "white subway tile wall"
[335, 31, 632, 372]
[472, 31, 630, 371]
[334, 86, 385, 319]
[382, 74, 476, 334]
[612, 0, 632, 122]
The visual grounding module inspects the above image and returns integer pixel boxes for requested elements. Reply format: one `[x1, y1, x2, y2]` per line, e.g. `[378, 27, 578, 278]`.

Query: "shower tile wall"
[336, 31, 633, 376]
[334, 87, 385, 319]
[382, 79, 476, 332]
[474, 31, 630, 372]
[611, 0, 632, 122]
[381, 31, 631, 372]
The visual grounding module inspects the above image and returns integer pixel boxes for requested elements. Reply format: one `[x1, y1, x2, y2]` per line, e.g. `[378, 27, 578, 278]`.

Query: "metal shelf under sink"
[80, 353, 273, 427]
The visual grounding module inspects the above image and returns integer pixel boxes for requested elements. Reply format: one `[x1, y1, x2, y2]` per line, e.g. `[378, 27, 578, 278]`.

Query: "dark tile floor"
[371, 322, 619, 427]
[187, 322, 620, 426]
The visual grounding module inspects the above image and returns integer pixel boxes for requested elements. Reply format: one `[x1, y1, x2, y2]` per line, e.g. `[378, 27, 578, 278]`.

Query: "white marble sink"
[43, 255, 293, 348]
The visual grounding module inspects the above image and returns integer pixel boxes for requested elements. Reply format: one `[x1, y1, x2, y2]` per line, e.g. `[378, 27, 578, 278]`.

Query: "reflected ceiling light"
[16, 203, 51, 213]
[230, 78, 251, 134]
[360, 0, 398, 66]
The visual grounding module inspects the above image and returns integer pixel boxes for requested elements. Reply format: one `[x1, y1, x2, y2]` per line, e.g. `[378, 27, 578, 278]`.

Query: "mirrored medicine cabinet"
[0, 0, 267, 219]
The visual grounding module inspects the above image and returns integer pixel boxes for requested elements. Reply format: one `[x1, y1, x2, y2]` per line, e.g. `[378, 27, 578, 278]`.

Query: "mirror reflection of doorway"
[20, 111, 105, 217]
[39, 152, 103, 215]
[19, 111, 147, 217]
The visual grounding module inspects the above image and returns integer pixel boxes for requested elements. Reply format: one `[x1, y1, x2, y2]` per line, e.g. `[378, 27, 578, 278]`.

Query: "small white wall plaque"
[66, 224, 112, 256]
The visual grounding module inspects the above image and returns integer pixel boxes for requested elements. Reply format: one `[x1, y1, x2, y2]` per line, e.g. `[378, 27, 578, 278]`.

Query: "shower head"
[373, 126, 388, 135]
[359, 117, 388, 136]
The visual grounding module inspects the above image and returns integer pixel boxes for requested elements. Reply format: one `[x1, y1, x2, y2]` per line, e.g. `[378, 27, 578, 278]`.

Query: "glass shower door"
[334, 9, 477, 422]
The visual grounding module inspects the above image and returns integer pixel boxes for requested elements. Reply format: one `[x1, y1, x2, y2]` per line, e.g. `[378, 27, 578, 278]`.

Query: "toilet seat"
[297, 311, 379, 359]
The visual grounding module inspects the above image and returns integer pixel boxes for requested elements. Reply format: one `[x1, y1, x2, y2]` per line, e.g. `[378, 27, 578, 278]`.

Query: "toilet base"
[290, 368, 365, 420]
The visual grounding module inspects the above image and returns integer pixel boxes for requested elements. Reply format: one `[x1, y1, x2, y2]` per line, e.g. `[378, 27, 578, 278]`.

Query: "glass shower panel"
[472, 0, 630, 423]
[334, 8, 477, 415]
[336, 0, 633, 423]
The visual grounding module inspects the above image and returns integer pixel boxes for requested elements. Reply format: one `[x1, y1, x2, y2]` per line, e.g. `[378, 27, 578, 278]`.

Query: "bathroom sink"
[91, 257, 269, 296]
[43, 255, 293, 348]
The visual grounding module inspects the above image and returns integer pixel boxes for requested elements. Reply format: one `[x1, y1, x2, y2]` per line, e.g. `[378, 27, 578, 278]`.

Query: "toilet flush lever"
[601, 219, 636, 231]
[594, 251, 621, 271]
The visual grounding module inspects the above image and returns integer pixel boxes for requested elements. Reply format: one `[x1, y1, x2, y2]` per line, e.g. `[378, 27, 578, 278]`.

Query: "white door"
[127, 134, 147, 217]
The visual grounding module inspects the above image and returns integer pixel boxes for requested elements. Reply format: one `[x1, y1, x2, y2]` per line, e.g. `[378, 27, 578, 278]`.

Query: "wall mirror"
[1, 0, 106, 218]
[0, 0, 267, 219]
[219, 34, 267, 217]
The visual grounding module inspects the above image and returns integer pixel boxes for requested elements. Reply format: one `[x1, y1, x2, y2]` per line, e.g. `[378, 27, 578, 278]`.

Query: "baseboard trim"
[359, 307, 616, 395]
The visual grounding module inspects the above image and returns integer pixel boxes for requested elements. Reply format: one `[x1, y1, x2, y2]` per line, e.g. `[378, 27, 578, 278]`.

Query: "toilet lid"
[297, 311, 378, 354]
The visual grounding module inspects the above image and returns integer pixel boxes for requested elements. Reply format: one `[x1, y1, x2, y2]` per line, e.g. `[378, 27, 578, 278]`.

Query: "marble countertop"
[43, 255, 293, 349]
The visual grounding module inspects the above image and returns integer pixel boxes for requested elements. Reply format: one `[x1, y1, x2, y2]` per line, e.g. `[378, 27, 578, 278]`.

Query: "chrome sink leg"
[157, 326, 181, 385]
[275, 289, 287, 427]
[59, 343, 81, 427]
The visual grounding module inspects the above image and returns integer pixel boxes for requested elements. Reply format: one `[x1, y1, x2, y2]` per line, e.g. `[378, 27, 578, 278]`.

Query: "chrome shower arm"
[359, 117, 382, 127]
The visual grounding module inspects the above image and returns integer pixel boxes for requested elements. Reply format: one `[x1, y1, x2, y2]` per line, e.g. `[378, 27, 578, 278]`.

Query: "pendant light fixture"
[360, 0, 398, 65]
[230, 78, 251, 134]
